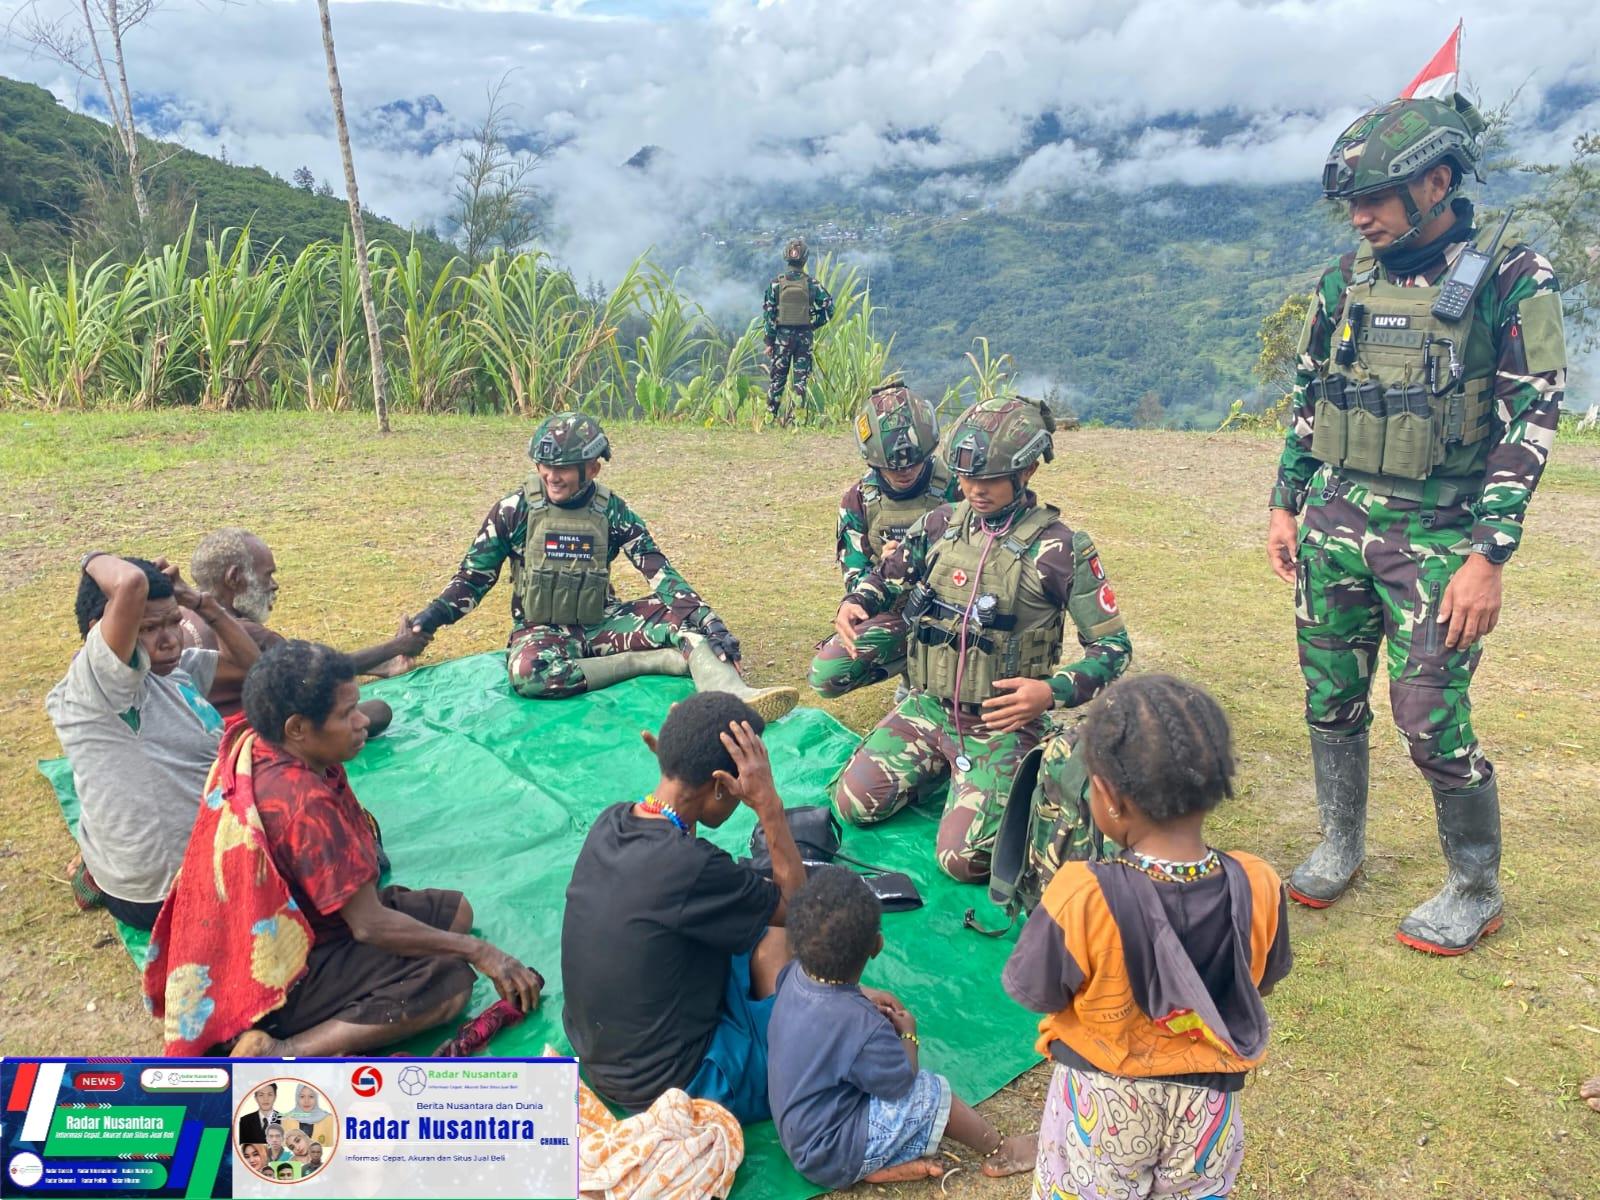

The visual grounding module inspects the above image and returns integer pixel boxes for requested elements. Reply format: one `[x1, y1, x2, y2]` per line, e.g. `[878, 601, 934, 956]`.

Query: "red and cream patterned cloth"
[142, 719, 313, 1054]
[577, 1079, 743, 1200]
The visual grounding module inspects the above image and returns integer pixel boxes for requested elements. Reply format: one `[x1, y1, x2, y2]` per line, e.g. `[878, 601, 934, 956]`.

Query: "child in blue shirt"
[766, 867, 1035, 1188]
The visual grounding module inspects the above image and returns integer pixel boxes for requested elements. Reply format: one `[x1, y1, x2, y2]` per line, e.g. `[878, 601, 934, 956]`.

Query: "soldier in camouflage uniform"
[763, 237, 835, 422]
[1266, 95, 1567, 954]
[808, 382, 960, 700]
[832, 397, 1133, 882]
[409, 413, 799, 721]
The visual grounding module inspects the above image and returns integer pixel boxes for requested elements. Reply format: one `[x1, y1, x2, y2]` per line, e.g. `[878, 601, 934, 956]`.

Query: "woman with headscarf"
[284, 1084, 336, 1147]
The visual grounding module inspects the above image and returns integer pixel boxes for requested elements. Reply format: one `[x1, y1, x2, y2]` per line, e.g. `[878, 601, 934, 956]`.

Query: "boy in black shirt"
[561, 692, 806, 1123]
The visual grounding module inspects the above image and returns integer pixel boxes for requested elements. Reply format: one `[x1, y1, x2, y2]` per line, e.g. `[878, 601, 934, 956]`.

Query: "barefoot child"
[1004, 675, 1292, 1199]
[768, 866, 1035, 1189]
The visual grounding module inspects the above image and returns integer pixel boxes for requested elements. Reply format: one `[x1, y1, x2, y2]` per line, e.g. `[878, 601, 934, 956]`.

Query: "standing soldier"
[408, 413, 799, 722]
[808, 381, 960, 701]
[832, 397, 1133, 882]
[1265, 94, 1566, 954]
[763, 237, 835, 423]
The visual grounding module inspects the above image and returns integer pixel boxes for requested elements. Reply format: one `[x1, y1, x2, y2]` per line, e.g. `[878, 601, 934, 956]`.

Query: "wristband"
[79, 550, 107, 573]
[899, 1031, 919, 1047]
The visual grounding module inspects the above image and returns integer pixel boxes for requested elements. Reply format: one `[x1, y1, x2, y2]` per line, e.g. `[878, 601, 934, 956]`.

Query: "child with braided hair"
[1002, 674, 1292, 1199]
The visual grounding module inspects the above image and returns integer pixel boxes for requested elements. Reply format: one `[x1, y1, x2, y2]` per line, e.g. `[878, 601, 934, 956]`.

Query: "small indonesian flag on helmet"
[1400, 21, 1462, 101]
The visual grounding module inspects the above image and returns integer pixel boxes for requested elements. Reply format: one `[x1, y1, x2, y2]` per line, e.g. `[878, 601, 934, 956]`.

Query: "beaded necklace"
[639, 793, 690, 836]
[801, 968, 850, 987]
[1118, 847, 1221, 884]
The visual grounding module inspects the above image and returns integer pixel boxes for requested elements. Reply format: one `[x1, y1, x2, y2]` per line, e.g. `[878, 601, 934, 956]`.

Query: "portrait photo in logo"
[233, 1076, 338, 1184]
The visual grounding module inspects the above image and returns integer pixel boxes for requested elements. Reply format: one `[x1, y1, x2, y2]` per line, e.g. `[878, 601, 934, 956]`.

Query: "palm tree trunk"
[316, 0, 390, 433]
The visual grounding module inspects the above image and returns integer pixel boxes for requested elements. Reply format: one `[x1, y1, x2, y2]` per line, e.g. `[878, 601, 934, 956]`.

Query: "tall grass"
[0, 230, 1004, 427]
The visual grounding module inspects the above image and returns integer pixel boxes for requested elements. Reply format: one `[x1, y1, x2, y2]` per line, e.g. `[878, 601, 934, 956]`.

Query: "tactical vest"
[514, 477, 613, 628]
[860, 461, 952, 559]
[906, 501, 1064, 705]
[1306, 231, 1516, 499]
[775, 274, 812, 327]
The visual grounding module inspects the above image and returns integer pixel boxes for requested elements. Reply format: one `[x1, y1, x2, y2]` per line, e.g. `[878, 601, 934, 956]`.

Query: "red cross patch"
[951, 569, 968, 587]
[1098, 584, 1118, 614]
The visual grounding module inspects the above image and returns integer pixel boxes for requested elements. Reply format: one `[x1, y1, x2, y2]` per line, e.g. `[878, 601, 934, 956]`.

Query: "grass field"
[1, 410, 1597, 1198]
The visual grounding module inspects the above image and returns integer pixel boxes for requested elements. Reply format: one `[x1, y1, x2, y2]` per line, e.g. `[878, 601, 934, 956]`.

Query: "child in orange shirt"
[1003, 674, 1291, 1198]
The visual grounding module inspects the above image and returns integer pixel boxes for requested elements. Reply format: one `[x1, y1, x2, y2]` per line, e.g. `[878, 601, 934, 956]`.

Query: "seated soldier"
[809, 382, 958, 701]
[226, 642, 543, 1056]
[407, 412, 797, 721]
[188, 528, 430, 734]
[561, 692, 806, 1124]
[46, 553, 262, 928]
[832, 397, 1134, 883]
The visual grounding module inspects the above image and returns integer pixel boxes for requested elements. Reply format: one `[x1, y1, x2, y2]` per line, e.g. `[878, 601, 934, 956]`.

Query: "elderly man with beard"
[189, 529, 430, 735]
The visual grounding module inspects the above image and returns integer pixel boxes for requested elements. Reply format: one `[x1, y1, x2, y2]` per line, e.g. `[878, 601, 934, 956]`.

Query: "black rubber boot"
[1396, 775, 1504, 955]
[1287, 728, 1369, 908]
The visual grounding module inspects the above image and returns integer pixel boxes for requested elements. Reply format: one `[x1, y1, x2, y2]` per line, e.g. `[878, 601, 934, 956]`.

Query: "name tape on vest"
[544, 532, 597, 561]
[1370, 314, 1411, 329]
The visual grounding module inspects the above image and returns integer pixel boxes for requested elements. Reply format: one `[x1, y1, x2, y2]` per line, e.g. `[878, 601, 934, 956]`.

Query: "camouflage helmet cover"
[856, 381, 940, 470]
[1322, 93, 1486, 203]
[528, 411, 611, 466]
[784, 236, 808, 264]
[944, 396, 1056, 479]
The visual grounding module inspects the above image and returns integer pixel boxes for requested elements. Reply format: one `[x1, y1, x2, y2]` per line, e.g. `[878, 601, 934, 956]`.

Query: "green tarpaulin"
[42, 652, 1042, 1199]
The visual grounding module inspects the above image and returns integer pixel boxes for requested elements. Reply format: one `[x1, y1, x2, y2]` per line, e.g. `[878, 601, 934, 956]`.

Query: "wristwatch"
[1470, 541, 1512, 565]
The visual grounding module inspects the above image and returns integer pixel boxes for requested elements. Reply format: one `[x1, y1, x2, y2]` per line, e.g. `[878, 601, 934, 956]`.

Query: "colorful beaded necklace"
[1118, 847, 1221, 884]
[639, 793, 689, 836]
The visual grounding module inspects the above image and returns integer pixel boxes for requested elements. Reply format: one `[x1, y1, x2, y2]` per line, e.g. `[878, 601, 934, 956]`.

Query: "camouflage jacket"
[419, 486, 716, 636]
[1271, 241, 1564, 556]
[762, 269, 835, 338]
[845, 495, 1133, 708]
[837, 467, 963, 593]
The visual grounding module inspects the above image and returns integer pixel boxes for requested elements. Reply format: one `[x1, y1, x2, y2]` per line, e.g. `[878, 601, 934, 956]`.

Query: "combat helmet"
[1322, 93, 1486, 242]
[856, 381, 940, 471]
[944, 396, 1055, 480]
[784, 237, 808, 265]
[529, 411, 611, 470]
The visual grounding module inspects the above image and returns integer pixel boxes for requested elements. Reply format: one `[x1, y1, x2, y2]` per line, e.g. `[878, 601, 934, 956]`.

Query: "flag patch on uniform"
[1088, 555, 1105, 581]
[545, 532, 596, 561]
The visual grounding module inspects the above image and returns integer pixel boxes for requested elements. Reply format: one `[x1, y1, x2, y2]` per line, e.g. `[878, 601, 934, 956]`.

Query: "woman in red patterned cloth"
[230, 641, 543, 1056]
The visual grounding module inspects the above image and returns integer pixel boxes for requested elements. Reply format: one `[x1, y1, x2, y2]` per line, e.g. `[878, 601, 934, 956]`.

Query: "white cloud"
[1, 0, 1596, 281]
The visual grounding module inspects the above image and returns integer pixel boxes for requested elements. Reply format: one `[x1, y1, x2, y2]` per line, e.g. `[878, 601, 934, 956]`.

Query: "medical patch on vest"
[1370, 314, 1410, 329]
[1098, 584, 1118, 614]
[951, 569, 968, 587]
[543, 532, 596, 561]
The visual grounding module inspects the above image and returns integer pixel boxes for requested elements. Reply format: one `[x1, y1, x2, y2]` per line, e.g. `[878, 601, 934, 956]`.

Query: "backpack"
[964, 725, 1105, 936]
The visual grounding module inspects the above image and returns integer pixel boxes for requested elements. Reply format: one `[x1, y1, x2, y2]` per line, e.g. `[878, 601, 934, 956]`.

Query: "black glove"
[702, 618, 740, 664]
[410, 600, 453, 636]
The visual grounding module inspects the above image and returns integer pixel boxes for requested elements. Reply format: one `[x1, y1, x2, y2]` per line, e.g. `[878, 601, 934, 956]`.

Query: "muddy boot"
[1396, 775, 1504, 955]
[1287, 728, 1369, 908]
[572, 649, 688, 693]
[686, 638, 798, 723]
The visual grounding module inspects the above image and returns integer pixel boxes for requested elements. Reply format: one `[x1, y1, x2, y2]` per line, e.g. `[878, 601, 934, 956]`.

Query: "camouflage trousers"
[834, 691, 1045, 882]
[506, 597, 684, 699]
[1296, 480, 1490, 791]
[808, 615, 909, 699]
[767, 328, 815, 412]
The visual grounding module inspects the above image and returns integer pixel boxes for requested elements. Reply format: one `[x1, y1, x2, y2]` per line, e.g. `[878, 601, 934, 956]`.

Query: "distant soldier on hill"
[407, 412, 799, 721]
[832, 397, 1133, 883]
[808, 381, 959, 701]
[1265, 94, 1566, 955]
[763, 237, 835, 424]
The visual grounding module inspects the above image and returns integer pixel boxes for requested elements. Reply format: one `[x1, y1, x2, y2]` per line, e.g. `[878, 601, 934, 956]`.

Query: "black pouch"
[865, 872, 924, 913]
[747, 805, 842, 872]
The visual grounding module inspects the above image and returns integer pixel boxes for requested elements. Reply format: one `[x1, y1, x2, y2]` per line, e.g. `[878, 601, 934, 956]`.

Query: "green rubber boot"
[1287, 729, 1369, 908]
[686, 638, 798, 724]
[1396, 775, 1504, 956]
[572, 648, 688, 693]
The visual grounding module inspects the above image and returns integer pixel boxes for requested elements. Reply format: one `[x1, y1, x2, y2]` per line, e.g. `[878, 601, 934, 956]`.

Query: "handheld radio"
[1431, 208, 1513, 323]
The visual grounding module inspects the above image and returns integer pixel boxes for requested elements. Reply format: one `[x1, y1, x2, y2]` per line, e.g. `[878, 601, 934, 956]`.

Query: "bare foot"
[232, 1030, 286, 1057]
[1581, 1076, 1600, 1114]
[862, 1157, 945, 1183]
[980, 1132, 1037, 1178]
